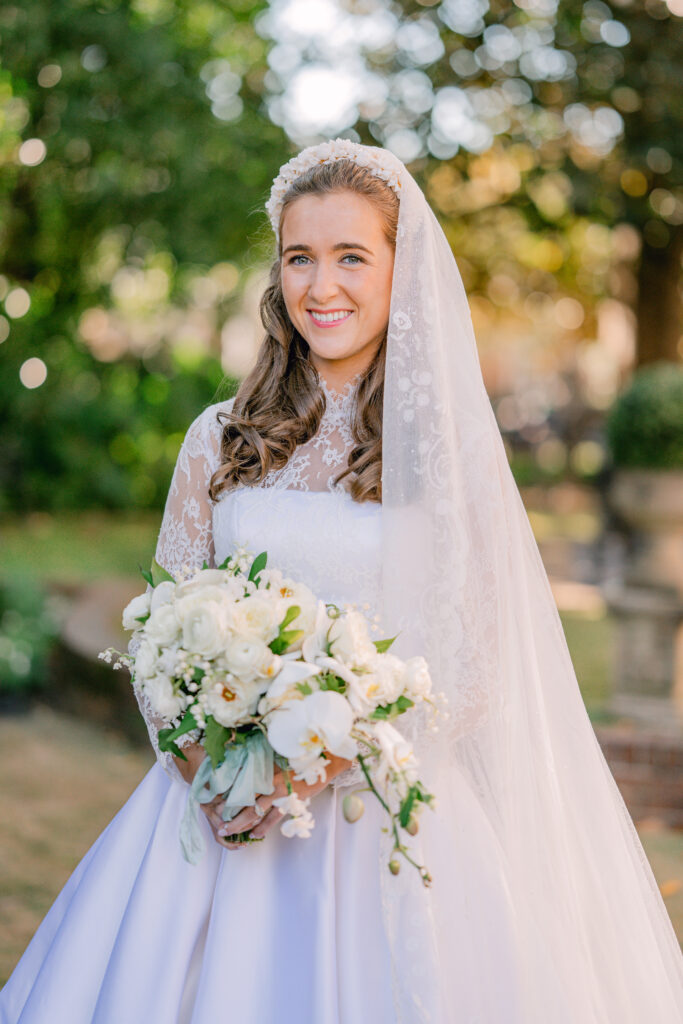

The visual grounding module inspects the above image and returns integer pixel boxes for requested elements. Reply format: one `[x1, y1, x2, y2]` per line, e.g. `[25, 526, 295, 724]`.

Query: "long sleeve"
[130, 401, 228, 781]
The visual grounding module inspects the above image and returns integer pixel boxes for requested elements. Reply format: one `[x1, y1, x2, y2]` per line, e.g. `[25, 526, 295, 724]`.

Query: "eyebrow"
[282, 242, 373, 255]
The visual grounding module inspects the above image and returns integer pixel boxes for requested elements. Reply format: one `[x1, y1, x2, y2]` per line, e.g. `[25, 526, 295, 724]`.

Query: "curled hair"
[208, 158, 399, 505]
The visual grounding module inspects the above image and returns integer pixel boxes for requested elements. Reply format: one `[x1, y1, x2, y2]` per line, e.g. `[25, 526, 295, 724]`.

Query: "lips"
[307, 310, 353, 327]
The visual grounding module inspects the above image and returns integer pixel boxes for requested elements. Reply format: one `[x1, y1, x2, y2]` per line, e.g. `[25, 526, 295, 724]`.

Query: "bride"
[3, 138, 683, 1023]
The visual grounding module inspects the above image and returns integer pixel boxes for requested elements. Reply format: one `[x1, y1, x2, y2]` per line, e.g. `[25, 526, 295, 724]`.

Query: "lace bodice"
[132, 373, 381, 791]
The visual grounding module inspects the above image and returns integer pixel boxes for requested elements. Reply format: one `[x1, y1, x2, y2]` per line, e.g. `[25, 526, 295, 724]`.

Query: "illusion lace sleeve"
[129, 400, 230, 782]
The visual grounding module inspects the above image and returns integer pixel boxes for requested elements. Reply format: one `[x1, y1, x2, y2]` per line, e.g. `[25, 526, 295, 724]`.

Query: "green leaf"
[157, 708, 198, 758]
[318, 674, 346, 693]
[204, 715, 231, 769]
[201, 559, 209, 570]
[269, 628, 304, 655]
[369, 694, 415, 720]
[134, 613, 150, 625]
[373, 635, 398, 653]
[295, 681, 313, 696]
[192, 667, 205, 684]
[138, 563, 154, 587]
[150, 557, 176, 586]
[399, 788, 417, 828]
[217, 554, 233, 570]
[248, 551, 268, 584]
[279, 604, 301, 630]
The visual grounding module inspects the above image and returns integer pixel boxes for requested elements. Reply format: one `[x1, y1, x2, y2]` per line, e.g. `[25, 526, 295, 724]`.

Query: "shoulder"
[180, 396, 236, 463]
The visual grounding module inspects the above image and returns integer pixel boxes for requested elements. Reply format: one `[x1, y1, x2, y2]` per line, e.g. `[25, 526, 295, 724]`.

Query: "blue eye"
[286, 253, 364, 265]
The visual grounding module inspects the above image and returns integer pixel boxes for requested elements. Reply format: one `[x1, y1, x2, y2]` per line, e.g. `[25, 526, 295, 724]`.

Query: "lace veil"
[262, 139, 683, 1021]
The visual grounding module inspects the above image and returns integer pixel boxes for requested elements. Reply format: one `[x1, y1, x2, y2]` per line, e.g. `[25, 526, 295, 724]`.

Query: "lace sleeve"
[131, 400, 230, 782]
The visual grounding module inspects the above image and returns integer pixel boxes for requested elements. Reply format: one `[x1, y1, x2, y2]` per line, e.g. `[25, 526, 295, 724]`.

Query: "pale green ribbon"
[179, 730, 275, 864]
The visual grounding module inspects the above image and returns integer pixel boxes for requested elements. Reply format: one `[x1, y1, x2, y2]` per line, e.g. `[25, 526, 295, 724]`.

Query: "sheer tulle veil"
[266, 139, 683, 1022]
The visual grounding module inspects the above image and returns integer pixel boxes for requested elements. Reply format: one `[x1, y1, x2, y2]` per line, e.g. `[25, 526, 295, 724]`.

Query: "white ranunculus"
[144, 604, 181, 647]
[145, 673, 184, 721]
[122, 592, 151, 630]
[150, 580, 176, 613]
[328, 610, 377, 668]
[267, 690, 357, 763]
[176, 596, 230, 658]
[223, 635, 271, 683]
[403, 656, 432, 698]
[134, 637, 159, 680]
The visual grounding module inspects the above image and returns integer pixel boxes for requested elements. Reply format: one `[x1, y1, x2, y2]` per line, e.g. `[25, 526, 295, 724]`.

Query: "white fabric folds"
[276, 140, 683, 1021]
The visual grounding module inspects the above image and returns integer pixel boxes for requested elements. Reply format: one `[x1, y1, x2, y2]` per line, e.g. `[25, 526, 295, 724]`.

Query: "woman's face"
[280, 190, 395, 387]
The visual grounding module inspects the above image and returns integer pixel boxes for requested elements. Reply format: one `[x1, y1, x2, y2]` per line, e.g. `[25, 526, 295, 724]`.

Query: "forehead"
[280, 191, 385, 247]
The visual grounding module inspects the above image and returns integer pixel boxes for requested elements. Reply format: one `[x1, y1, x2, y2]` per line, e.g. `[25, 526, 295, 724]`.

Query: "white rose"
[145, 673, 185, 721]
[174, 569, 232, 598]
[144, 604, 181, 647]
[122, 592, 151, 630]
[134, 637, 159, 680]
[239, 595, 281, 643]
[150, 580, 175, 613]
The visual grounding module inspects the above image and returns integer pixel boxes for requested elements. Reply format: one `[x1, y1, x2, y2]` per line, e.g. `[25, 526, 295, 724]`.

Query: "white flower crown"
[265, 137, 405, 243]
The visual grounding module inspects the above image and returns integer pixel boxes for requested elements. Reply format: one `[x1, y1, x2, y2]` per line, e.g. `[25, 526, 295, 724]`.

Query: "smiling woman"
[208, 157, 400, 507]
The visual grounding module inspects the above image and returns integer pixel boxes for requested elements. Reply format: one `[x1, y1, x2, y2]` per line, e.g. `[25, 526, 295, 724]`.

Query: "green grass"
[1, 510, 160, 585]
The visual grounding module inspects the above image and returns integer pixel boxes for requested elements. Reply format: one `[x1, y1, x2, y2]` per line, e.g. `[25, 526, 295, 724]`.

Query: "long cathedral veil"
[267, 139, 683, 1022]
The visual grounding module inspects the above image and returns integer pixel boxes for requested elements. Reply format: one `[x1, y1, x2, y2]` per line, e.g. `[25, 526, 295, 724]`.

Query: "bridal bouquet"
[100, 549, 444, 885]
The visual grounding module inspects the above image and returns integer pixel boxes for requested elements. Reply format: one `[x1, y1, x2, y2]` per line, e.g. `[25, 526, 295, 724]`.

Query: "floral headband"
[265, 137, 405, 244]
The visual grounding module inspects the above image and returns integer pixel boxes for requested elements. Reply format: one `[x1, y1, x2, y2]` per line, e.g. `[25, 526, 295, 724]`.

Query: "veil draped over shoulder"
[267, 139, 683, 1022]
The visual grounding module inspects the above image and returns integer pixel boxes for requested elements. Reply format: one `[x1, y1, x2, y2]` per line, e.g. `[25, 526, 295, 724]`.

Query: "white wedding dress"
[0, 377, 404, 1024]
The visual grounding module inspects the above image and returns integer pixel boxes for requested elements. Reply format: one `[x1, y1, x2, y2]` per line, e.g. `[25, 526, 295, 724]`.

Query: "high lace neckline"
[318, 370, 362, 421]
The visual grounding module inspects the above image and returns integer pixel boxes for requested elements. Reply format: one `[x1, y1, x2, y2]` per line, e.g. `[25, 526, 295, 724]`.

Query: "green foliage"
[605, 362, 683, 469]
[203, 714, 231, 769]
[373, 635, 397, 653]
[157, 707, 198, 760]
[0, 0, 286, 515]
[369, 694, 415, 720]
[0, 576, 61, 693]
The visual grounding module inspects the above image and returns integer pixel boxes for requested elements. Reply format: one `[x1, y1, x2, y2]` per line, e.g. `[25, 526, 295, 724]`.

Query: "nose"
[307, 259, 340, 306]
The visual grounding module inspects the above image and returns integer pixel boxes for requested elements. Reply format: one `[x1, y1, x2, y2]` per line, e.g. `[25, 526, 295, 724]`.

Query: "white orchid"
[266, 690, 357, 765]
[257, 656, 322, 716]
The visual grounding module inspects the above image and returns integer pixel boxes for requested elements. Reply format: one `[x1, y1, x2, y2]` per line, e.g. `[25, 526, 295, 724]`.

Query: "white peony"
[144, 604, 181, 647]
[200, 676, 261, 728]
[122, 592, 151, 630]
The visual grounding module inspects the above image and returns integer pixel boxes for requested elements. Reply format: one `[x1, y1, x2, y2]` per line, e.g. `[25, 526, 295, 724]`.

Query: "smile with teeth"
[308, 309, 353, 325]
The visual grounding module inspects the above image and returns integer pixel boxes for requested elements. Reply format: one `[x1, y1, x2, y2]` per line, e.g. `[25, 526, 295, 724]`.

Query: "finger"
[250, 805, 285, 840]
[218, 801, 271, 837]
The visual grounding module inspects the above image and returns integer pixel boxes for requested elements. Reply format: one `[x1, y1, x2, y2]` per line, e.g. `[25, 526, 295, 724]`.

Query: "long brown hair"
[208, 158, 399, 504]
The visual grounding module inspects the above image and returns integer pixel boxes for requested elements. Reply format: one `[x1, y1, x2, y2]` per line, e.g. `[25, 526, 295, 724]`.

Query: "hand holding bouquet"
[101, 549, 447, 885]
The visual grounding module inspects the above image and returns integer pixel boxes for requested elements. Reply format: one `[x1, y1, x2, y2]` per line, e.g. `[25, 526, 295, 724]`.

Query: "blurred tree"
[0, 0, 284, 513]
[264, 0, 683, 366]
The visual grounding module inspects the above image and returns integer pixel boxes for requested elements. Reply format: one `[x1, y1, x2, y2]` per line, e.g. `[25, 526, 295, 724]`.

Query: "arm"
[130, 400, 228, 782]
